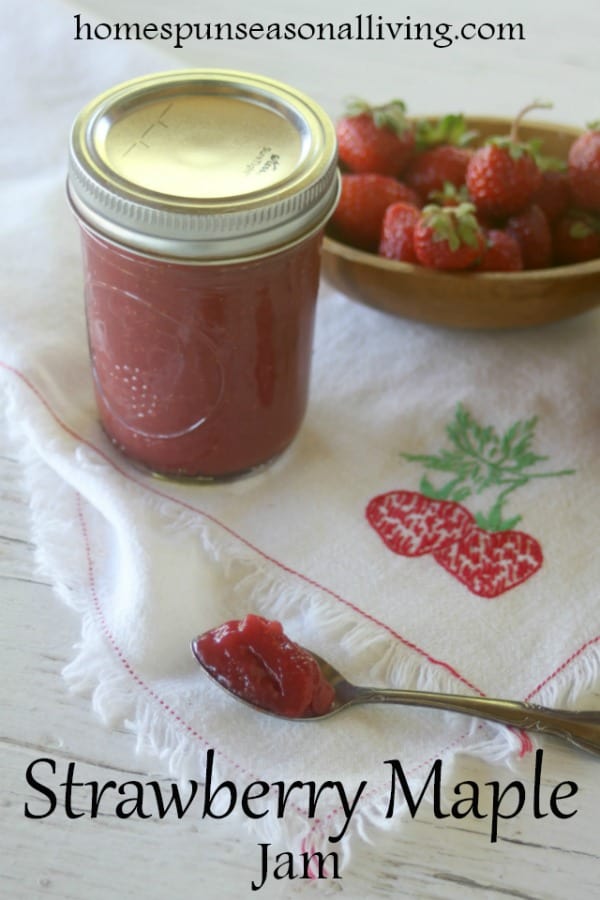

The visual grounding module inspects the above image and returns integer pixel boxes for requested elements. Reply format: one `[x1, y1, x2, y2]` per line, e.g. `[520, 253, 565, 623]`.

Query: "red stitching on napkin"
[74, 492, 263, 786]
[525, 637, 600, 702]
[366, 406, 575, 599]
[74, 488, 484, 837]
[1, 361, 483, 695]
[2, 362, 597, 725]
[3, 360, 591, 854]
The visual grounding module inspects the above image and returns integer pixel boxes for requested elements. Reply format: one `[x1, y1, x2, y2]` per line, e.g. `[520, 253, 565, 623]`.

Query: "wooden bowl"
[322, 117, 600, 329]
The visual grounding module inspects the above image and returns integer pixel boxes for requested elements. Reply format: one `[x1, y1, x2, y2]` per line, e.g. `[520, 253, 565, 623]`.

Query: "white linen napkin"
[3, 0, 599, 867]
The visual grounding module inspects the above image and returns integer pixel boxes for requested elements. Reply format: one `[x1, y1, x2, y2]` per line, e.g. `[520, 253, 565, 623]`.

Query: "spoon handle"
[357, 689, 600, 756]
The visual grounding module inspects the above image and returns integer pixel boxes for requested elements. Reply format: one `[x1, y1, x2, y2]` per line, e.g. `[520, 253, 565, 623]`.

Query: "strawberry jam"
[67, 70, 338, 478]
[193, 614, 335, 717]
[80, 227, 321, 477]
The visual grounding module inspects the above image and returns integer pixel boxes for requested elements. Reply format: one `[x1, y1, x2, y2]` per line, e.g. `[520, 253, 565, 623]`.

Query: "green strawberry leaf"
[418, 473, 472, 502]
[475, 509, 523, 532]
[344, 98, 410, 135]
[415, 113, 478, 151]
[429, 182, 471, 205]
[343, 97, 372, 117]
[422, 203, 480, 251]
[570, 222, 593, 239]
[402, 404, 575, 531]
[456, 216, 480, 248]
[419, 474, 446, 499]
[487, 135, 541, 161]
[568, 213, 600, 238]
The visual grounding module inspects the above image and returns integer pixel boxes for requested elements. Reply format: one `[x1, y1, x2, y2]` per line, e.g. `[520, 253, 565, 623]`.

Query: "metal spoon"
[191, 640, 600, 756]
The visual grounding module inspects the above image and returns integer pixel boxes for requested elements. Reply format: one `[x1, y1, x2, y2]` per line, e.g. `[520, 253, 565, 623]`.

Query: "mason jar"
[67, 69, 339, 479]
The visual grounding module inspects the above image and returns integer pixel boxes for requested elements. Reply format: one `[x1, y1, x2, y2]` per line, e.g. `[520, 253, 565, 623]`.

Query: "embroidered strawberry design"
[366, 490, 475, 557]
[366, 405, 574, 598]
[433, 528, 543, 599]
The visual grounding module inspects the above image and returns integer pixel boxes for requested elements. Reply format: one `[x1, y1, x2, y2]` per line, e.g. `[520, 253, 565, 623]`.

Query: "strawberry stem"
[509, 99, 553, 143]
[421, 203, 480, 250]
[403, 404, 575, 532]
[475, 481, 525, 531]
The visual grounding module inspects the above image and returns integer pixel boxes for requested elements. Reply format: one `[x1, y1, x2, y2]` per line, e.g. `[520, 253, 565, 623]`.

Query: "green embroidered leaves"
[402, 404, 575, 531]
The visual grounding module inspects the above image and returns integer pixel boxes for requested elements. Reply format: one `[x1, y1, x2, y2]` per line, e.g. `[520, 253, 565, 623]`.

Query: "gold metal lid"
[68, 69, 339, 261]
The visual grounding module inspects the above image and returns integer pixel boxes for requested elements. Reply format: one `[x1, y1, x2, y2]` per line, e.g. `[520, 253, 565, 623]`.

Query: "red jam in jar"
[192, 614, 335, 718]
[67, 70, 338, 478]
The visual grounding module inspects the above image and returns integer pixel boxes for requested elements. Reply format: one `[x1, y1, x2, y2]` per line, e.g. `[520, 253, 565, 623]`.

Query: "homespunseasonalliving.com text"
[73, 14, 525, 50]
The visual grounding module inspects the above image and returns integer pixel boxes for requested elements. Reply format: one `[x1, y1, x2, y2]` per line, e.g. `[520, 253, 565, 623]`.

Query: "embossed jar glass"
[67, 69, 338, 478]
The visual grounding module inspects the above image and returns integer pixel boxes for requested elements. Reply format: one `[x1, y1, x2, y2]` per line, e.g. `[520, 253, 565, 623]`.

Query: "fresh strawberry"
[378, 201, 421, 262]
[428, 182, 471, 208]
[532, 170, 571, 223]
[330, 174, 420, 251]
[467, 143, 542, 217]
[568, 122, 600, 212]
[366, 490, 476, 557]
[413, 203, 486, 270]
[553, 209, 600, 264]
[506, 204, 552, 269]
[404, 145, 473, 203]
[466, 102, 550, 217]
[336, 99, 415, 177]
[414, 113, 479, 151]
[434, 527, 543, 599]
[477, 229, 523, 272]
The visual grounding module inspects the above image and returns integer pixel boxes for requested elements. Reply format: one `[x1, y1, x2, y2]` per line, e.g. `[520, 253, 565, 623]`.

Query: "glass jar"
[67, 69, 339, 479]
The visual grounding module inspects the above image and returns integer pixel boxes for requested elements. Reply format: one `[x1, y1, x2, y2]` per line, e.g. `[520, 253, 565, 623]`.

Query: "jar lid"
[68, 69, 339, 261]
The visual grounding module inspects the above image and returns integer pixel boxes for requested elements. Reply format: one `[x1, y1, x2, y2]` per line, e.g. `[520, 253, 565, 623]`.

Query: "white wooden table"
[2, 437, 599, 898]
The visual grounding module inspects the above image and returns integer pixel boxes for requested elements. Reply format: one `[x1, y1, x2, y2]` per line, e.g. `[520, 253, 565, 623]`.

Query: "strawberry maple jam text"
[25, 750, 577, 850]
[193, 615, 335, 717]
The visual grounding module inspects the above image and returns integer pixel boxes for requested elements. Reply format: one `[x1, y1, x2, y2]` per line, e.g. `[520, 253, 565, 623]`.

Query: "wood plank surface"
[1, 436, 599, 898]
[3, 0, 599, 895]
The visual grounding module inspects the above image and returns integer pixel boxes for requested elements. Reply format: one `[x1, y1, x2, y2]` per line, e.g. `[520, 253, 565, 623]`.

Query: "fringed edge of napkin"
[4, 371, 600, 869]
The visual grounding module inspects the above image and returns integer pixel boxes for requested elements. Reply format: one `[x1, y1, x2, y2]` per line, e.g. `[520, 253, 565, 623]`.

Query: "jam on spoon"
[192, 617, 600, 756]
[191, 614, 335, 718]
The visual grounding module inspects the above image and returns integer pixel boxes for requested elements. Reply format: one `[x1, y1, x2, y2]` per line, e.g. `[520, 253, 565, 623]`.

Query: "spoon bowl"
[191, 639, 600, 756]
